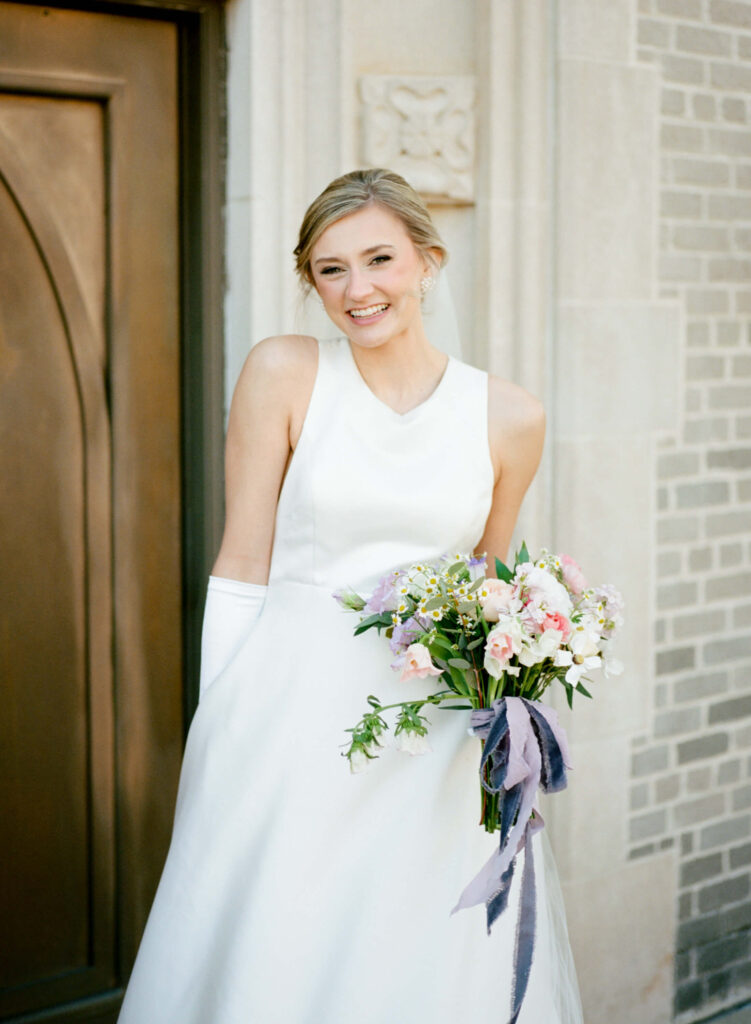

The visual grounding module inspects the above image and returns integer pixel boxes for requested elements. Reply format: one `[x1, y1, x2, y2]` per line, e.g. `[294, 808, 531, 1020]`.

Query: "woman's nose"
[345, 267, 373, 302]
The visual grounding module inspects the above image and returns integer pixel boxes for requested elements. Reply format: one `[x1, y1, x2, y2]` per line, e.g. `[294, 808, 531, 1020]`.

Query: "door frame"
[13, 0, 226, 728]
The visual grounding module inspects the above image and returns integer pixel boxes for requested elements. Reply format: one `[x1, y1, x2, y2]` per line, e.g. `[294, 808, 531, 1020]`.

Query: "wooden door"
[0, 5, 189, 1020]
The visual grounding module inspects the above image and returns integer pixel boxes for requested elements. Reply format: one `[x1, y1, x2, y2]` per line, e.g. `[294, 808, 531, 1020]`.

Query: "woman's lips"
[347, 303, 389, 324]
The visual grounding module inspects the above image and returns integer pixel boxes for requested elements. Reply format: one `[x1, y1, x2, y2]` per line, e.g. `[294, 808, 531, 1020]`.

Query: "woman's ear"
[424, 247, 443, 273]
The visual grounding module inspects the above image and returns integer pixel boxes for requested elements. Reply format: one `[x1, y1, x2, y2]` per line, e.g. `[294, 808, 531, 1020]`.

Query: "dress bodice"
[267, 336, 495, 593]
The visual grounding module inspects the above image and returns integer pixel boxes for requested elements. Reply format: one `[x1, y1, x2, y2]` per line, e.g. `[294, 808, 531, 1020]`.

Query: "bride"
[117, 167, 583, 1023]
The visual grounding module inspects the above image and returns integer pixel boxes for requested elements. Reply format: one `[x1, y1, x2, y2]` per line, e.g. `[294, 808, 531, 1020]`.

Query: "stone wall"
[631, 0, 751, 1020]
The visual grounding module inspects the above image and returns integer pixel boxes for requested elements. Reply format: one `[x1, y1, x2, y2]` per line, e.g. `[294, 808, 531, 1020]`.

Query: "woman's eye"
[320, 266, 343, 275]
[371, 254, 392, 265]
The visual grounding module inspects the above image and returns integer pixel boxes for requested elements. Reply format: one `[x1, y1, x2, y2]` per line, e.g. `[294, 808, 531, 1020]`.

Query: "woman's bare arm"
[211, 335, 318, 583]
[474, 374, 546, 574]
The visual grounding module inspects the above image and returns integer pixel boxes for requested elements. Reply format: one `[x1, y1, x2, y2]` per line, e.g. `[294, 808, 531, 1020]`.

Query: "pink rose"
[479, 578, 516, 622]
[486, 631, 515, 665]
[560, 554, 586, 596]
[542, 611, 572, 642]
[400, 643, 442, 682]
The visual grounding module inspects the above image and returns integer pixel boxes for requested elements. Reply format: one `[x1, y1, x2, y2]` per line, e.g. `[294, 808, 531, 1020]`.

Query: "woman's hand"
[211, 335, 318, 584]
[475, 374, 546, 574]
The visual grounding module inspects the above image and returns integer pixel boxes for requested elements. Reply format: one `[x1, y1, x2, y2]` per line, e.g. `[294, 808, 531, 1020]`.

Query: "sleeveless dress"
[117, 336, 583, 1024]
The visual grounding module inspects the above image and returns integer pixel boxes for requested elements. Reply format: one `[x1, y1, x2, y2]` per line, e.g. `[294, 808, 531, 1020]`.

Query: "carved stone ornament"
[358, 75, 476, 204]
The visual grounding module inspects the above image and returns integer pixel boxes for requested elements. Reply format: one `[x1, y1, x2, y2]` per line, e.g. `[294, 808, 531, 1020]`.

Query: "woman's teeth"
[349, 304, 388, 319]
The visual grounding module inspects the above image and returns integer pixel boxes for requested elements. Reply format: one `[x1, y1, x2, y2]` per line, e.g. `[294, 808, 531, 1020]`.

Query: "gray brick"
[730, 842, 751, 868]
[711, 0, 751, 26]
[678, 733, 731, 764]
[710, 695, 751, 723]
[681, 852, 724, 887]
[656, 646, 696, 675]
[732, 354, 751, 373]
[719, 758, 742, 784]
[688, 766, 713, 792]
[661, 190, 702, 217]
[726, 899, 751, 934]
[673, 157, 730, 186]
[708, 127, 751, 156]
[722, 97, 747, 123]
[657, 550, 681, 577]
[687, 289, 730, 314]
[711, 62, 751, 90]
[659, 254, 702, 281]
[628, 841, 657, 860]
[706, 572, 751, 600]
[655, 682, 669, 709]
[739, 476, 751, 498]
[693, 93, 718, 121]
[675, 980, 703, 1015]
[659, 0, 702, 16]
[709, 258, 751, 282]
[689, 546, 714, 571]
[639, 17, 670, 46]
[655, 707, 702, 736]
[675, 481, 731, 508]
[707, 971, 731, 1000]
[674, 793, 726, 826]
[675, 609, 727, 639]
[657, 485, 669, 511]
[661, 88, 685, 116]
[682, 832, 695, 856]
[709, 195, 751, 219]
[740, 34, 751, 58]
[739, 164, 751, 189]
[688, 321, 710, 345]
[736, 228, 751, 249]
[676, 950, 691, 982]
[655, 618, 667, 643]
[678, 910, 725, 949]
[657, 450, 700, 477]
[733, 785, 751, 811]
[718, 320, 741, 345]
[705, 635, 751, 665]
[720, 541, 743, 566]
[674, 226, 729, 251]
[675, 672, 730, 705]
[662, 53, 705, 85]
[700, 815, 751, 849]
[697, 932, 750, 972]
[687, 355, 726, 379]
[657, 579, 698, 609]
[632, 743, 670, 776]
[656, 773, 681, 802]
[685, 387, 702, 413]
[706, 509, 751, 537]
[630, 782, 650, 811]
[708, 385, 751, 410]
[658, 515, 701, 543]
[698, 874, 751, 913]
[677, 25, 733, 55]
[629, 808, 667, 842]
[733, 603, 751, 628]
[707, 447, 751, 469]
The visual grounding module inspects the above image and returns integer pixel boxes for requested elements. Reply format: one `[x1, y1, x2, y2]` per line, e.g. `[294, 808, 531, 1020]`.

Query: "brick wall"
[633, 0, 751, 1019]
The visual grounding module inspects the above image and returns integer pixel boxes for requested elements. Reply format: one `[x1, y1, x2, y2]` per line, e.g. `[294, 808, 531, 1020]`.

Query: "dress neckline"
[341, 337, 455, 423]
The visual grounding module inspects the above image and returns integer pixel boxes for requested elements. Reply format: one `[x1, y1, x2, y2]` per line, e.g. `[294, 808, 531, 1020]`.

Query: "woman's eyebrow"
[313, 244, 397, 266]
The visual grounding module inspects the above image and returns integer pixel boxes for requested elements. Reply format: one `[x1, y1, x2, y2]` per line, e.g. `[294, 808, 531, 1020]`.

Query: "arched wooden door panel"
[0, 5, 189, 1021]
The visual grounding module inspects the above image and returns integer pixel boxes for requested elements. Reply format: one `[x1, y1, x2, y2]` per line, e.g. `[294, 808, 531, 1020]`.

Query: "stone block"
[658, 450, 701, 478]
[687, 288, 730, 313]
[718, 758, 742, 784]
[733, 785, 751, 812]
[736, 228, 751, 249]
[632, 743, 670, 776]
[678, 734, 731, 764]
[655, 706, 702, 736]
[718, 321, 742, 344]
[688, 546, 713, 571]
[677, 25, 732, 56]
[661, 88, 685, 116]
[558, 0, 632, 61]
[639, 17, 670, 47]
[687, 321, 710, 345]
[657, 550, 681, 576]
[707, 447, 751, 469]
[700, 814, 751, 849]
[660, 254, 702, 280]
[739, 164, 751, 189]
[630, 808, 668, 842]
[720, 542, 743, 567]
[677, 908, 725, 949]
[708, 385, 751, 409]
[709, 695, 751, 723]
[706, 572, 751, 600]
[656, 646, 696, 675]
[658, 0, 701, 15]
[675, 793, 726, 828]
[657, 515, 700, 543]
[698, 873, 751, 913]
[711, 63, 751, 90]
[681, 852, 724, 887]
[687, 354, 726, 379]
[711, 0, 751, 26]
[660, 123, 705, 153]
[675, 671, 729, 703]
[674, 609, 727, 639]
[696, 932, 750, 972]
[656, 773, 681, 802]
[676, 481, 731, 508]
[558, 61, 657, 302]
[730, 842, 751, 868]
[710, 194, 751, 219]
[662, 52, 705, 85]
[733, 604, 751, 628]
[705, 509, 751, 537]
[709, 258, 751, 281]
[722, 97, 748, 123]
[657, 579, 698, 609]
[674, 980, 703, 1015]
[705, 640, 751, 669]
[630, 781, 650, 811]
[684, 416, 731, 443]
[661, 190, 702, 217]
[688, 766, 713, 792]
[675, 226, 729, 251]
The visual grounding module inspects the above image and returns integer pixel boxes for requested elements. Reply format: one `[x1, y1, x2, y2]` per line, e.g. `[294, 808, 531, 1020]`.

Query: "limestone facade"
[224, 2, 751, 1021]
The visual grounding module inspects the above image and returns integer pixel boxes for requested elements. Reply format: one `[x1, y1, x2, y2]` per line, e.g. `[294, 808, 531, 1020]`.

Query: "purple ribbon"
[451, 696, 572, 1023]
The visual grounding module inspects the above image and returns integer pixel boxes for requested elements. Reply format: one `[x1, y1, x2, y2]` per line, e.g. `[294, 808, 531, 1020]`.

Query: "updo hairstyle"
[293, 168, 449, 294]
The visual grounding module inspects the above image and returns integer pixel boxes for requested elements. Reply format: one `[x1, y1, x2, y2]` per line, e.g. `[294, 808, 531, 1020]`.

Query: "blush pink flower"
[479, 578, 517, 622]
[541, 611, 572, 642]
[400, 643, 442, 682]
[560, 554, 586, 596]
[484, 622, 523, 678]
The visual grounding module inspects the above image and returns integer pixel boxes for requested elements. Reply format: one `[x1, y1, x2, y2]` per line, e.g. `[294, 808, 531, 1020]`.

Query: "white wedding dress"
[118, 336, 583, 1024]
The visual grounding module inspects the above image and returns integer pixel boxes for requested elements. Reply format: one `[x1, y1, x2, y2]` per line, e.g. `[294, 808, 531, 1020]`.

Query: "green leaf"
[466, 636, 485, 651]
[494, 556, 513, 583]
[516, 540, 530, 566]
[422, 594, 446, 612]
[447, 560, 465, 576]
[468, 576, 485, 593]
[564, 682, 574, 710]
[576, 681, 593, 699]
[353, 612, 392, 636]
[448, 657, 472, 670]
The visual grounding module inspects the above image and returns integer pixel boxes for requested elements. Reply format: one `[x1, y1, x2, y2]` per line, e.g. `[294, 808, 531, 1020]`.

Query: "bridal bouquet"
[334, 543, 623, 1017]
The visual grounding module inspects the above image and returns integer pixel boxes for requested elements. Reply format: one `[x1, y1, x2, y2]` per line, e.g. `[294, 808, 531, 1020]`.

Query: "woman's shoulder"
[486, 372, 546, 472]
[242, 333, 319, 378]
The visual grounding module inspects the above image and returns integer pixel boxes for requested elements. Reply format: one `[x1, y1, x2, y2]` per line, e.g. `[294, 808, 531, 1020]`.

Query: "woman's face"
[309, 203, 430, 347]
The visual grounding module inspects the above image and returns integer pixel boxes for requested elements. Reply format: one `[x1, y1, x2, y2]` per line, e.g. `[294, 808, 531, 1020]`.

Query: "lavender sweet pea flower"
[389, 615, 423, 655]
[364, 573, 400, 614]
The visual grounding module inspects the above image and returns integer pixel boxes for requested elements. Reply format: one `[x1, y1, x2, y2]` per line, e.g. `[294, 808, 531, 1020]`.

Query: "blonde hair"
[293, 168, 448, 291]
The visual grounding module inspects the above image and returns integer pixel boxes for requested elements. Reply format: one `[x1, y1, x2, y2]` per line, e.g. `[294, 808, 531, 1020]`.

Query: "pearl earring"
[419, 275, 435, 297]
